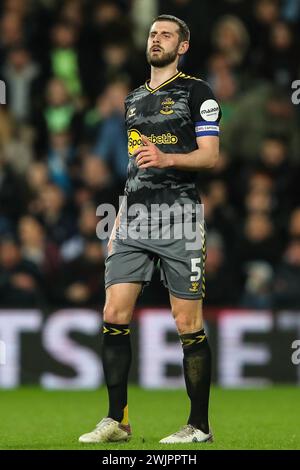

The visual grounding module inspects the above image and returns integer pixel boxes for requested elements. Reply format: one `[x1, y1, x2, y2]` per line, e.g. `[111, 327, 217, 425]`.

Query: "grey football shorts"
[105, 223, 206, 300]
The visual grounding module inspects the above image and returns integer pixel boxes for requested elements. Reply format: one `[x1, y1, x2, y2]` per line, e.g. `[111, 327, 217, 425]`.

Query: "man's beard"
[146, 45, 179, 67]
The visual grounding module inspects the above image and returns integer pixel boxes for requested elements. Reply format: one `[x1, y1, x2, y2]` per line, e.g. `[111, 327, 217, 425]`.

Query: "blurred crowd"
[0, 0, 300, 310]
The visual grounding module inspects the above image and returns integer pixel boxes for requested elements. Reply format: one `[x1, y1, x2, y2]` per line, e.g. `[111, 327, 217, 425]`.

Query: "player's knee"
[173, 311, 203, 334]
[103, 303, 131, 324]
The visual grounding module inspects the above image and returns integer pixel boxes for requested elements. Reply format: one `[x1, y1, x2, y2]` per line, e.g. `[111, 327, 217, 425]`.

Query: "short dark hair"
[150, 15, 190, 42]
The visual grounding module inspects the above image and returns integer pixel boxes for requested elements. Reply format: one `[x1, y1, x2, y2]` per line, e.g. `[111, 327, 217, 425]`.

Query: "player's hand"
[133, 135, 171, 169]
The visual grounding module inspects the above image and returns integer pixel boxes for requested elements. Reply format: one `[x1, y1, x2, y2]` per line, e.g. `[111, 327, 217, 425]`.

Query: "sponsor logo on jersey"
[127, 129, 178, 157]
[200, 99, 219, 122]
[160, 97, 175, 115]
[128, 129, 142, 156]
[149, 133, 178, 144]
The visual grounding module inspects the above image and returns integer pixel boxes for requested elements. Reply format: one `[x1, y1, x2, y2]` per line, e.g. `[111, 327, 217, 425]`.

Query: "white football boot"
[79, 417, 131, 443]
[159, 424, 213, 444]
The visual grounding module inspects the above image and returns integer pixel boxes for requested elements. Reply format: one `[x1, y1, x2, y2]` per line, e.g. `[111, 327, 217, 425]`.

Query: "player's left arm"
[135, 134, 219, 170]
[167, 134, 219, 170]
[134, 80, 221, 170]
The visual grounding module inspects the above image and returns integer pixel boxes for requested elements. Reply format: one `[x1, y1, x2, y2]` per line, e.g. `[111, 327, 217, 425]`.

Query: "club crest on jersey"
[160, 97, 175, 115]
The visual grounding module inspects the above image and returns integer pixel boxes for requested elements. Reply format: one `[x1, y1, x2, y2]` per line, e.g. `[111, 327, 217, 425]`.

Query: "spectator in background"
[222, 85, 300, 161]
[2, 44, 41, 123]
[82, 0, 138, 98]
[18, 214, 61, 280]
[258, 21, 298, 88]
[244, 187, 273, 215]
[88, 0, 128, 48]
[0, 113, 33, 176]
[235, 212, 282, 267]
[2, 0, 54, 65]
[43, 78, 78, 130]
[0, 11, 24, 67]
[47, 130, 76, 194]
[240, 171, 276, 221]
[206, 52, 239, 128]
[58, 0, 84, 31]
[211, 15, 250, 75]
[197, 148, 241, 209]
[273, 239, 300, 309]
[48, 20, 83, 99]
[247, 170, 274, 194]
[24, 162, 49, 216]
[204, 231, 238, 306]
[35, 183, 76, 246]
[88, 1, 146, 93]
[200, 180, 237, 250]
[0, 155, 26, 228]
[1, 1, 43, 47]
[79, 0, 120, 97]
[82, 87, 116, 145]
[61, 202, 99, 262]
[54, 238, 105, 307]
[0, 106, 14, 147]
[72, 182, 96, 214]
[93, 38, 145, 98]
[80, 155, 120, 208]
[249, 0, 280, 52]
[289, 208, 300, 239]
[213, 0, 253, 22]
[92, 80, 129, 183]
[33, 77, 82, 154]
[24, 161, 49, 213]
[241, 170, 288, 239]
[254, 135, 292, 222]
[241, 261, 273, 309]
[257, 136, 290, 193]
[0, 236, 43, 307]
[281, 0, 300, 24]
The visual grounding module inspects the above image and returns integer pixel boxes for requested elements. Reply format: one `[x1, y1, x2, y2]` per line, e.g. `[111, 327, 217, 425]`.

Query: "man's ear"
[178, 41, 189, 56]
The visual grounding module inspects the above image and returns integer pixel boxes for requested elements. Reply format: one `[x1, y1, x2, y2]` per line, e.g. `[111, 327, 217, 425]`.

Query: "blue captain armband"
[194, 121, 219, 137]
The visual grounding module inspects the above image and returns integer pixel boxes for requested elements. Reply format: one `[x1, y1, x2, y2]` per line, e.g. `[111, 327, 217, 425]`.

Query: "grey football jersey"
[124, 71, 221, 213]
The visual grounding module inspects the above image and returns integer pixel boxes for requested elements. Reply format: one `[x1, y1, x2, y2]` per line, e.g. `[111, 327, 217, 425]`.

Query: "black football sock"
[180, 329, 211, 434]
[101, 322, 131, 425]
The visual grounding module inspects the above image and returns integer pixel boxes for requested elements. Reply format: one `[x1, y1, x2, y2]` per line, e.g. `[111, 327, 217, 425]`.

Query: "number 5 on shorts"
[191, 257, 201, 281]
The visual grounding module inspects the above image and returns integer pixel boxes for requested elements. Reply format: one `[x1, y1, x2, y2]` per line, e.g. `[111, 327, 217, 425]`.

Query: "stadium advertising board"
[0, 309, 299, 389]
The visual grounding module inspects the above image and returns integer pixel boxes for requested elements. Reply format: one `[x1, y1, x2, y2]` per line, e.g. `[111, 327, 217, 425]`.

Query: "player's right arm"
[107, 197, 125, 255]
[107, 213, 119, 256]
[107, 95, 130, 255]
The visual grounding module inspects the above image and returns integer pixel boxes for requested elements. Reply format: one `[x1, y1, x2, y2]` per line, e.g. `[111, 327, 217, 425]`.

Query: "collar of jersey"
[145, 71, 182, 93]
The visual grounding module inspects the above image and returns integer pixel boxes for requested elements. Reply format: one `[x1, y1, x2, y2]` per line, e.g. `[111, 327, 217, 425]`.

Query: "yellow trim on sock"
[121, 404, 129, 425]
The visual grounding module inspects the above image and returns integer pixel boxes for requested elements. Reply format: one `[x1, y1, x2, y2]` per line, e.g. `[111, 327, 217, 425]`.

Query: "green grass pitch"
[0, 386, 299, 450]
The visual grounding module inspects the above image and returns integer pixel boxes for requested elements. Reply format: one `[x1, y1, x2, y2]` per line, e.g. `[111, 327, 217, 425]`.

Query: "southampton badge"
[160, 97, 175, 115]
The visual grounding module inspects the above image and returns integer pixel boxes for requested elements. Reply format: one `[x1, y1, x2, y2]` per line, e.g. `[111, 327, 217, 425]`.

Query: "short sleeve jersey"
[124, 71, 221, 211]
